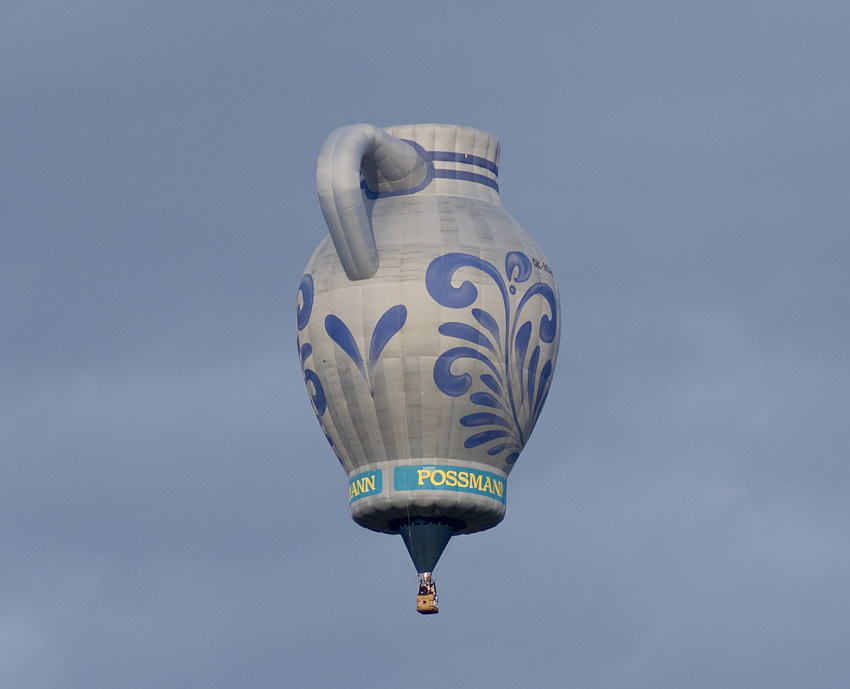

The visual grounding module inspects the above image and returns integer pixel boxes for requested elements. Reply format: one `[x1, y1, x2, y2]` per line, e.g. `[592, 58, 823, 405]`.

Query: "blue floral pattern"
[426, 252, 558, 464]
[297, 274, 327, 418]
[325, 305, 407, 397]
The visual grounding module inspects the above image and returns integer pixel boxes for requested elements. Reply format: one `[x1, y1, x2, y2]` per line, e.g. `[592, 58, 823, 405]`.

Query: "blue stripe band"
[425, 151, 499, 175]
[433, 169, 499, 191]
[362, 142, 499, 199]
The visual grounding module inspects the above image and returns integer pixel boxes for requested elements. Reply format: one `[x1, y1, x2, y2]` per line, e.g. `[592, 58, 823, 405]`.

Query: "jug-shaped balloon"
[297, 124, 560, 579]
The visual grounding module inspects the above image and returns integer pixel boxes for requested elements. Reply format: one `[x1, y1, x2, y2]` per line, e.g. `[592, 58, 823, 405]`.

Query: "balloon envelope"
[298, 124, 560, 571]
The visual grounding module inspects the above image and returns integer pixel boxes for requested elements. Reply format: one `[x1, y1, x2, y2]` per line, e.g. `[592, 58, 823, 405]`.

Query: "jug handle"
[316, 124, 427, 280]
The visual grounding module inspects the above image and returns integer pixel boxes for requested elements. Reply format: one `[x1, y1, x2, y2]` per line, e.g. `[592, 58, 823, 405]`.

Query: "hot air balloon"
[297, 124, 560, 613]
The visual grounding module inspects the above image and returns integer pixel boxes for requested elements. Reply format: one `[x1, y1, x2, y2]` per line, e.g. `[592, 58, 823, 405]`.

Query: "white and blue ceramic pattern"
[298, 124, 560, 535]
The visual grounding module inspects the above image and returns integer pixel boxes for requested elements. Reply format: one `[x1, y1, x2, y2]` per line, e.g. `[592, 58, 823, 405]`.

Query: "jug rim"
[376, 124, 501, 204]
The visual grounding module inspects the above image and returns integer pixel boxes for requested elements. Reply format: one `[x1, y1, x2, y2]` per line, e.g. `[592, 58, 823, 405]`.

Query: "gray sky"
[3, 1, 849, 687]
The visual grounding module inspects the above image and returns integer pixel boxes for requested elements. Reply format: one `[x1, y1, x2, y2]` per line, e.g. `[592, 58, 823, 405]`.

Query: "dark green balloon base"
[392, 517, 464, 574]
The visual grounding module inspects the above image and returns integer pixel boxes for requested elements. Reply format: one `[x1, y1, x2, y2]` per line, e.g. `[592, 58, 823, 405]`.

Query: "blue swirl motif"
[426, 252, 558, 465]
[297, 273, 328, 419]
[324, 305, 407, 397]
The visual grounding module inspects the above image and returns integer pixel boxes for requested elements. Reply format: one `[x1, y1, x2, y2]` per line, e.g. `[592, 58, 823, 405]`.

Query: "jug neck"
[365, 124, 501, 205]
